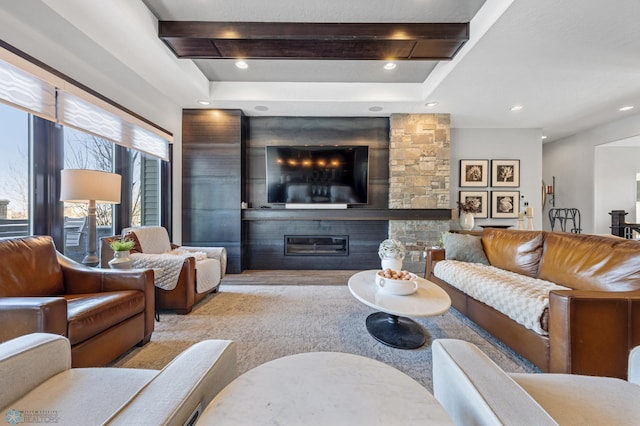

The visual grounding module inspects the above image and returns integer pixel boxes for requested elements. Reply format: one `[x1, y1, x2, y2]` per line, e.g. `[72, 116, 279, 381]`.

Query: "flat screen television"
[266, 145, 369, 205]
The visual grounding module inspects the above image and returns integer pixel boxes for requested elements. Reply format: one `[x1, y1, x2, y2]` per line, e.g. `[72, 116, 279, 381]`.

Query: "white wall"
[451, 128, 543, 229]
[594, 147, 639, 234]
[543, 111, 640, 234]
[0, 4, 186, 241]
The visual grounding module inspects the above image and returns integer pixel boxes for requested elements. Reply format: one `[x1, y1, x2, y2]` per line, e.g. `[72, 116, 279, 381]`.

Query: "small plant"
[110, 237, 135, 252]
[378, 239, 406, 260]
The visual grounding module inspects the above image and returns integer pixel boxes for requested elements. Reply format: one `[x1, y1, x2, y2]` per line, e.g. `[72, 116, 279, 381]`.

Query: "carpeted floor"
[112, 283, 539, 392]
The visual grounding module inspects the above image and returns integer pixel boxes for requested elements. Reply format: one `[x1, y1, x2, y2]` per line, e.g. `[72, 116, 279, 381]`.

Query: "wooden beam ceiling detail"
[158, 22, 469, 60]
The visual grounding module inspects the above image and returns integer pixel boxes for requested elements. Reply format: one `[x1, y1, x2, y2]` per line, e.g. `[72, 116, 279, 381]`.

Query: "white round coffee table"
[348, 270, 451, 349]
[198, 352, 453, 425]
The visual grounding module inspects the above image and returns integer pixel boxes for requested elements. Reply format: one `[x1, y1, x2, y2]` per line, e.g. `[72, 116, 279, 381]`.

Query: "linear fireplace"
[285, 235, 348, 256]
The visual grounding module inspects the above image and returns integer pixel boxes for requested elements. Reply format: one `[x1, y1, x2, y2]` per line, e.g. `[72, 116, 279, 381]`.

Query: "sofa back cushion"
[0, 236, 64, 296]
[538, 232, 640, 291]
[481, 229, 545, 278]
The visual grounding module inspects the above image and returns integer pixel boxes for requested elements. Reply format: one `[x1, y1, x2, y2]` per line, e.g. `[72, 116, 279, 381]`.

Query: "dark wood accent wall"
[181, 113, 449, 272]
[182, 109, 247, 273]
[247, 116, 389, 208]
[246, 219, 388, 270]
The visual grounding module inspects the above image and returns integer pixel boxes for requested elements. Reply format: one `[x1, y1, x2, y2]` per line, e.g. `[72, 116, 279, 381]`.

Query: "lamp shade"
[60, 169, 121, 204]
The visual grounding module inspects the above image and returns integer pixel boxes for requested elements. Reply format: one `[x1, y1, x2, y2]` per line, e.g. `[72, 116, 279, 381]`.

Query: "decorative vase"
[109, 250, 133, 269]
[381, 257, 403, 271]
[459, 212, 475, 231]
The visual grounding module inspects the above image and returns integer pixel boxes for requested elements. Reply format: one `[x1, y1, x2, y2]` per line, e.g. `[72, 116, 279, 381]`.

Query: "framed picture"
[491, 191, 520, 218]
[460, 159, 489, 187]
[491, 159, 520, 187]
[459, 191, 489, 218]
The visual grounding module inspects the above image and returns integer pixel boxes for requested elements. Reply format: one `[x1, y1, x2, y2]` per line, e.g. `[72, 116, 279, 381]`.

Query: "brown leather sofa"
[426, 228, 640, 379]
[0, 235, 154, 367]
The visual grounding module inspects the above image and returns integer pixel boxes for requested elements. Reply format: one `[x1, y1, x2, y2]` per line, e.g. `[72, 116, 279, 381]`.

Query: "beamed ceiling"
[159, 22, 469, 60]
[0, 0, 639, 143]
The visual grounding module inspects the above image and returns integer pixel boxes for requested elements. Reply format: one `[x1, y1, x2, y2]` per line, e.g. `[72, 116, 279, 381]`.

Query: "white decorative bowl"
[375, 273, 418, 296]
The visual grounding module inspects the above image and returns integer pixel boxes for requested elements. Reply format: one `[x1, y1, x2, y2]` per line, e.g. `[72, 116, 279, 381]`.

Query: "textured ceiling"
[0, 0, 639, 143]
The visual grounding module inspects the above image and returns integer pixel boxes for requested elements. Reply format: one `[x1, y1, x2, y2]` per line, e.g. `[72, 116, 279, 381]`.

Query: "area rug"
[112, 284, 539, 391]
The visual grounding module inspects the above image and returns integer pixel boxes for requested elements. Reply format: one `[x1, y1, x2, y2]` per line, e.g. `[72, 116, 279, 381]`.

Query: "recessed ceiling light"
[255, 105, 269, 112]
[425, 102, 438, 107]
[197, 100, 211, 105]
[509, 105, 523, 112]
[235, 61, 248, 69]
[541, 135, 547, 140]
[619, 105, 634, 111]
[383, 62, 396, 70]
[369, 106, 383, 112]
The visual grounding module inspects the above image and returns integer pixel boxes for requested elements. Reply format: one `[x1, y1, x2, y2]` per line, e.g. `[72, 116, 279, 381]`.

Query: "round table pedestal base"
[365, 312, 426, 349]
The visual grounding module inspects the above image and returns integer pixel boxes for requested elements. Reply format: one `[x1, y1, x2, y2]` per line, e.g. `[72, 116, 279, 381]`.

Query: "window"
[131, 152, 161, 227]
[0, 103, 30, 237]
[63, 127, 115, 262]
[0, 45, 171, 260]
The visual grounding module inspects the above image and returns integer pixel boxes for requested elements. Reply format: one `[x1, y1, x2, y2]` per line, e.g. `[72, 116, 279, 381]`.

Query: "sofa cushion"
[538, 232, 640, 291]
[434, 260, 570, 335]
[442, 233, 489, 265]
[0, 236, 64, 297]
[482, 229, 544, 278]
[64, 291, 145, 345]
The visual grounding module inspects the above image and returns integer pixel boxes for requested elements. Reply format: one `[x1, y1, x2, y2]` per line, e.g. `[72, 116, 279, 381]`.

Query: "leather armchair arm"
[58, 252, 153, 294]
[0, 297, 67, 341]
[57, 252, 155, 342]
[549, 289, 640, 379]
[425, 248, 445, 279]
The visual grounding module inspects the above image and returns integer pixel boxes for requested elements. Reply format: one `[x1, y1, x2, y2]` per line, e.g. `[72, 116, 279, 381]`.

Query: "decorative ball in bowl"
[375, 269, 419, 296]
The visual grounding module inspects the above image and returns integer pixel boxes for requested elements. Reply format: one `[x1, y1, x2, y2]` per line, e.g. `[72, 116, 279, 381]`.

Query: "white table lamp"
[60, 169, 121, 266]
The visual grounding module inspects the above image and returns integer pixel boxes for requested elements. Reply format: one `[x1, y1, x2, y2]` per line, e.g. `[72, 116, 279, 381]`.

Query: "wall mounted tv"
[266, 145, 369, 205]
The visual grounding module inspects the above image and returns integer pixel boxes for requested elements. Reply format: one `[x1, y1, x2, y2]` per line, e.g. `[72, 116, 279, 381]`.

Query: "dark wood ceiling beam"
[158, 22, 469, 61]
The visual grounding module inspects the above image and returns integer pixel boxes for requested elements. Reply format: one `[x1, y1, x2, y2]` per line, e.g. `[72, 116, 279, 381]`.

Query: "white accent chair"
[432, 339, 640, 425]
[0, 333, 237, 425]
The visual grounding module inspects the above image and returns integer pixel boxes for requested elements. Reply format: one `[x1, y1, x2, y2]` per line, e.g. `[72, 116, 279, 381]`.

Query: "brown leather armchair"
[0, 235, 154, 367]
[101, 226, 226, 314]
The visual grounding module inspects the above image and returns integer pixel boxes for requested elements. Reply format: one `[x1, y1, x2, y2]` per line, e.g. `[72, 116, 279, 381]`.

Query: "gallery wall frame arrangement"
[459, 158, 523, 220]
[459, 191, 489, 218]
[460, 159, 489, 187]
[491, 159, 520, 187]
[491, 191, 520, 218]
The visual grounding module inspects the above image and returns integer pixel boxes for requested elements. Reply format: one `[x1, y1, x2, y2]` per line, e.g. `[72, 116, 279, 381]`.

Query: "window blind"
[0, 58, 56, 122]
[0, 47, 171, 161]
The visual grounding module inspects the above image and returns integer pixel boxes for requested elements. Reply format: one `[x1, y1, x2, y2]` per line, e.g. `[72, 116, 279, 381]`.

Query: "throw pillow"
[442, 232, 490, 265]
